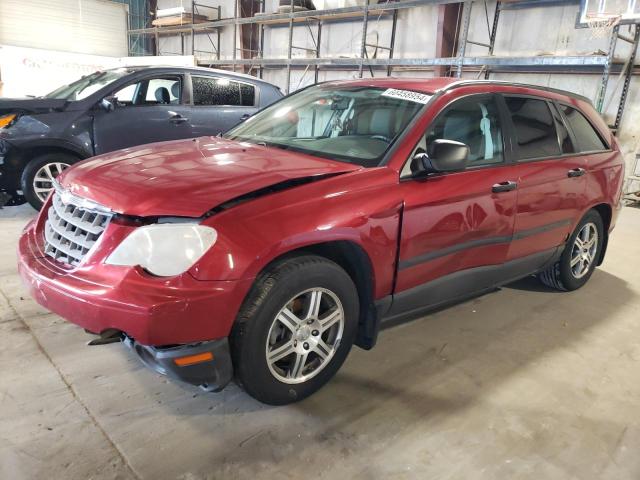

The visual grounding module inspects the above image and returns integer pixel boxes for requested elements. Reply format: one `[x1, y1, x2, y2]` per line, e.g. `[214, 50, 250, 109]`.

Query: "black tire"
[538, 210, 604, 291]
[230, 255, 359, 405]
[21, 152, 78, 210]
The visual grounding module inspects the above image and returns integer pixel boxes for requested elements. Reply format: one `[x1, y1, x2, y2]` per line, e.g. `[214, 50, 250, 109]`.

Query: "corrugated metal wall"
[0, 0, 128, 57]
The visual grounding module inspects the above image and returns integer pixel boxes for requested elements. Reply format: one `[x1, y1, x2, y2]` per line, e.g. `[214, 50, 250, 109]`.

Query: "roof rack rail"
[438, 80, 593, 105]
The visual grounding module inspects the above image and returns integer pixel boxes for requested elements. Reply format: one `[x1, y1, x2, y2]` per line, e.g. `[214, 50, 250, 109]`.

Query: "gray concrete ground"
[1, 203, 639, 480]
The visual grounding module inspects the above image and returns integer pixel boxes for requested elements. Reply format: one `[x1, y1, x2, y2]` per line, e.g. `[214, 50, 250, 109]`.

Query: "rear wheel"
[231, 255, 359, 405]
[21, 153, 77, 210]
[538, 210, 604, 291]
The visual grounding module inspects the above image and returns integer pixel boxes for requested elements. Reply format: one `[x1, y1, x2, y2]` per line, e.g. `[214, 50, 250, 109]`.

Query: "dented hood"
[59, 137, 360, 217]
[0, 97, 69, 115]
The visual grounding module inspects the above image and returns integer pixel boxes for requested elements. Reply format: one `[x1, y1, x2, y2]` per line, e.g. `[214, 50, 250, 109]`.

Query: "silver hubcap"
[33, 162, 69, 202]
[571, 222, 598, 279]
[265, 288, 344, 384]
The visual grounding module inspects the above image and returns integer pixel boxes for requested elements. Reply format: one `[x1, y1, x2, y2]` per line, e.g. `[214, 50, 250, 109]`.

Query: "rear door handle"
[567, 167, 586, 178]
[492, 181, 517, 193]
[240, 113, 251, 121]
[169, 113, 188, 124]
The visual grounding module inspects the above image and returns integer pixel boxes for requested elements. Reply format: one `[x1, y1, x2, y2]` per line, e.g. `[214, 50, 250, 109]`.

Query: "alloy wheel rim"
[570, 222, 598, 279]
[33, 162, 70, 202]
[265, 287, 344, 385]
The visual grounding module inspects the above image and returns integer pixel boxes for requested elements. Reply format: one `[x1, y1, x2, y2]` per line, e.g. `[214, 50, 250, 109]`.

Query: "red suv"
[18, 78, 624, 405]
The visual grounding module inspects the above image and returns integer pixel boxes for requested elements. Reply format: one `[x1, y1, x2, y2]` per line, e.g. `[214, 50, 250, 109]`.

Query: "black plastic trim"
[399, 235, 512, 270]
[124, 337, 233, 392]
[386, 246, 563, 322]
[398, 219, 571, 270]
[513, 219, 572, 240]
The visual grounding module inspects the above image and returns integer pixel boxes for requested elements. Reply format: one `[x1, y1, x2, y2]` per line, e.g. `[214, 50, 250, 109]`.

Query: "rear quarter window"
[560, 105, 608, 152]
[240, 83, 256, 106]
[504, 96, 561, 160]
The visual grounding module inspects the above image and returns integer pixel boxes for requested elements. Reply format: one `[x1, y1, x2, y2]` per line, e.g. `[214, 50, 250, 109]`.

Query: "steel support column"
[359, 0, 371, 78]
[596, 24, 619, 113]
[456, 1, 473, 77]
[614, 24, 640, 130]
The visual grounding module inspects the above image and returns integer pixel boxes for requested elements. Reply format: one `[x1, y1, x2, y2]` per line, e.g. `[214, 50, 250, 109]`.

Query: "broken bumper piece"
[123, 336, 233, 392]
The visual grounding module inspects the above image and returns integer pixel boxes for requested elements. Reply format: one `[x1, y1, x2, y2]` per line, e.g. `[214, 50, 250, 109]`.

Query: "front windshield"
[225, 85, 430, 167]
[44, 69, 130, 101]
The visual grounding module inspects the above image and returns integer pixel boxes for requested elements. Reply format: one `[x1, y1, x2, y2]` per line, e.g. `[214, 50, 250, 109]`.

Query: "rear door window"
[192, 76, 256, 106]
[559, 105, 608, 152]
[504, 96, 561, 160]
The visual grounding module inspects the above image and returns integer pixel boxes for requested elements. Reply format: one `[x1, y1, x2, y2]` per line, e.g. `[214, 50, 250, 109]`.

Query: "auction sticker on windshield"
[381, 88, 432, 104]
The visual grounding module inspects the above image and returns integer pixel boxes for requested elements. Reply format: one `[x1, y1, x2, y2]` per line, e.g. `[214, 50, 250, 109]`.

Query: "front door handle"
[169, 113, 188, 124]
[492, 181, 517, 193]
[567, 167, 586, 178]
[240, 113, 251, 121]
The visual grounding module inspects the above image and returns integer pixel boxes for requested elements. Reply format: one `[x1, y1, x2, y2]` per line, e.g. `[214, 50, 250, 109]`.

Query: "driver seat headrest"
[154, 87, 170, 104]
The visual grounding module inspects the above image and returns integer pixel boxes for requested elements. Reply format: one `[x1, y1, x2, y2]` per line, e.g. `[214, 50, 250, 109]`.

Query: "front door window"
[112, 76, 182, 107]
[402, 96, 504, 177]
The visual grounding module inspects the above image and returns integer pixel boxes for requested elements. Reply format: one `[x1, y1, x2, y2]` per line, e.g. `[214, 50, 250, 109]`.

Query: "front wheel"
[538, 210, 604, 291]
[230, 256, 359, 405]
[21, 153, 77, 210]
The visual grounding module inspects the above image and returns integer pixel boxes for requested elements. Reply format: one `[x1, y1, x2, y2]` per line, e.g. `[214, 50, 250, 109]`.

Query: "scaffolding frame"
[126, 0, 640, 129]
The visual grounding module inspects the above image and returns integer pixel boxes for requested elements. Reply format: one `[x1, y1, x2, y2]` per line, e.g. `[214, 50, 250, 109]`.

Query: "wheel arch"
[3, 142, 88, 191]
[249, 240, 382, 351]
[20, 143, 89, 163]
[591, 202, 612, 266]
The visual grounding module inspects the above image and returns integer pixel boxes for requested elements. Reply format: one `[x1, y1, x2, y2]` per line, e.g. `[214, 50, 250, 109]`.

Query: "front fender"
[2, 111, 94, 159]
[190, 168, 402, 300]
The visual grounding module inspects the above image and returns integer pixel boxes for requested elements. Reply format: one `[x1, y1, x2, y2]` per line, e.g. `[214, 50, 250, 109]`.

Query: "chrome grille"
[44, 191, 112, 267]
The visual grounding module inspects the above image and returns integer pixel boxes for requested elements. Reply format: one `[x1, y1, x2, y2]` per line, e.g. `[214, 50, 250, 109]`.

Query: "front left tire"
[21, 152, 78, 210]
[230, 255, 359, 405]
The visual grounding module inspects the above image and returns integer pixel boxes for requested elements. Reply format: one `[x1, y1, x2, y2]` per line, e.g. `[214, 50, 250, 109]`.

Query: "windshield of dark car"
[43, 69, 130, 101]
[225, 85, 430, 167]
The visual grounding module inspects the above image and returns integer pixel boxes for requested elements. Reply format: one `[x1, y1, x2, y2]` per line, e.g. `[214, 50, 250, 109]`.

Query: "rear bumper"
[124, 336, 233, 391]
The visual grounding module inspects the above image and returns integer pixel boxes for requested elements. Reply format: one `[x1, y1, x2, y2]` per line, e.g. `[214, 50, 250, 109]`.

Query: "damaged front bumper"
[123, 336, 233, 392]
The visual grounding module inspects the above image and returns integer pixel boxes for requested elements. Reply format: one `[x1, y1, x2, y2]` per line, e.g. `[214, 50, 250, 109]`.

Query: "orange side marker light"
[174, 352, 213, 367]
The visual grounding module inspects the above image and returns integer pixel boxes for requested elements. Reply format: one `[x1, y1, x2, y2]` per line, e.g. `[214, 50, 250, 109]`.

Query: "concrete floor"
[1, 205, 639, 480]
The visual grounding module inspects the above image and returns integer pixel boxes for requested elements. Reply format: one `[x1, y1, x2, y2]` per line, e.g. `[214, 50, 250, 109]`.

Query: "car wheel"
[230, 255, 359, 405]
[21, 153, 77, 210]
[538, 210, 604, 291]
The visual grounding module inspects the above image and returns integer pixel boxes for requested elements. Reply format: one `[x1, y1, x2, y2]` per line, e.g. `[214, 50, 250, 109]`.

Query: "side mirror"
[100, 96, 116, 112]
[411, 139, 469, 176]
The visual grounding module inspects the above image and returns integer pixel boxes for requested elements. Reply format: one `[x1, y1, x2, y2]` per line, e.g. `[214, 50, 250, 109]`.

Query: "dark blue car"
[0, 66, 283, 209]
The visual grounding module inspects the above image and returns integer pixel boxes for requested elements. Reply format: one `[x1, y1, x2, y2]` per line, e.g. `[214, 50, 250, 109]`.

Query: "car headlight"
[105, 223, 217, 277]
[0, 114, 17, 129]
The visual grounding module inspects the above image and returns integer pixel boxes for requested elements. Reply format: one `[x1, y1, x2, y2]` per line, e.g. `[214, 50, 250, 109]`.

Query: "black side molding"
[399, 219, 571, 271]
[386, 246, 563, 324]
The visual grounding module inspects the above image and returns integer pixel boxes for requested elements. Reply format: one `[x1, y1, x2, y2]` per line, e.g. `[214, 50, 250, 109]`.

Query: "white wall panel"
[0, 0, 128, 57]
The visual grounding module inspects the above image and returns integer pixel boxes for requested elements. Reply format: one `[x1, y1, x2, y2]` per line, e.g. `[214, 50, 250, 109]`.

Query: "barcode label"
[381, 88, 432, 104]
